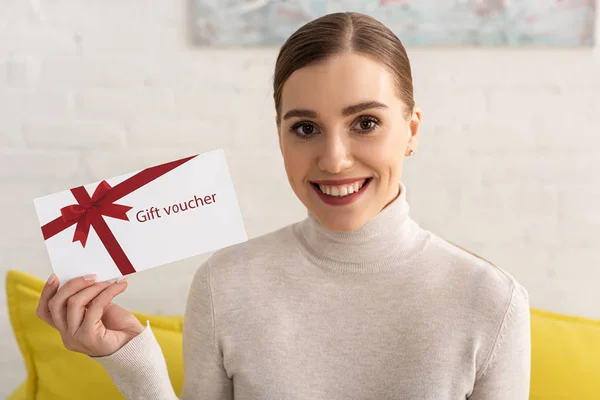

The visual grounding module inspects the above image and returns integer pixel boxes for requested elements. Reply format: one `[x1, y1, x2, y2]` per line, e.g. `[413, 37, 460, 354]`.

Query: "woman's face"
[278, 52, 422, 232]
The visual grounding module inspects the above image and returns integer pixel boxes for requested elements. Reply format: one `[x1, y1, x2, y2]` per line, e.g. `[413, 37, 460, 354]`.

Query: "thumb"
[80, 281, 128, 331]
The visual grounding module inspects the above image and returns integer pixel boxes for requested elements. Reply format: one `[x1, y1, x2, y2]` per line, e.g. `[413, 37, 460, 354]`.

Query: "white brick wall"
[1, 0, 599, 395]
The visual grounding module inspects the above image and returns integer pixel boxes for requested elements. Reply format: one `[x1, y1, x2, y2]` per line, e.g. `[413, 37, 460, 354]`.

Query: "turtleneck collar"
[293, 183, 427, 274]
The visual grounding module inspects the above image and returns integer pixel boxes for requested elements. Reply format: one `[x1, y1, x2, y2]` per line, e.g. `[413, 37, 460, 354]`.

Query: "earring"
[407, 149, 415, 156]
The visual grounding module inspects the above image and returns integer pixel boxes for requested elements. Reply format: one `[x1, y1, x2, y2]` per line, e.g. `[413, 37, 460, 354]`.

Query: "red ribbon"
[41, 155, 197, 276]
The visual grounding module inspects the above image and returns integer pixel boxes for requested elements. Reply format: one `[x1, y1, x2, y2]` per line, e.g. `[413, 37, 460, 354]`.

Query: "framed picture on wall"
[192, 0, 596, 47]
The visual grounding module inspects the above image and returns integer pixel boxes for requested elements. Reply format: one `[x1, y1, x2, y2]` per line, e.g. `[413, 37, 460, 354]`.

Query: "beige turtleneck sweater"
[93, 184, 531, 399]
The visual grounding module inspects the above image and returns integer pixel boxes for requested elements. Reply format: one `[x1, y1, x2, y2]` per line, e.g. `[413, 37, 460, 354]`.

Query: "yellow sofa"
[5, 269, 600, 399]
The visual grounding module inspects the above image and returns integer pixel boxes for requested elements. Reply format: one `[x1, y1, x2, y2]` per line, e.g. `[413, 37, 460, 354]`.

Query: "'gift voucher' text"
[134, 193, 217, 223]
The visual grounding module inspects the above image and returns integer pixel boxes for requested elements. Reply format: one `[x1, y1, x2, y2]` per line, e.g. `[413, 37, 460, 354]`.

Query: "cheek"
[281, 142, 311, 182]
[358, 131, 406, 173]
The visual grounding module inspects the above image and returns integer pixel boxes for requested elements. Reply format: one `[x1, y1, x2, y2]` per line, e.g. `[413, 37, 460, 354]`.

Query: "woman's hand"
[36, 273, 145, 357]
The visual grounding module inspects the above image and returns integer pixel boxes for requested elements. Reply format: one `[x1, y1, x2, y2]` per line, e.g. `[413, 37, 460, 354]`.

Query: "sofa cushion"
[6, 269, 184, 399]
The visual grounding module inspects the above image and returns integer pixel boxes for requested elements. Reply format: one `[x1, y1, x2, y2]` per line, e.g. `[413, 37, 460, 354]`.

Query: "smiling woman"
[37, 11, 531, 400]
[276, 48, 421, 232]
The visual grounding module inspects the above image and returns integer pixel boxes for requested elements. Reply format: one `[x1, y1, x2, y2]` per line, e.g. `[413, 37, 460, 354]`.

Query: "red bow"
[59, 181, 133, 248]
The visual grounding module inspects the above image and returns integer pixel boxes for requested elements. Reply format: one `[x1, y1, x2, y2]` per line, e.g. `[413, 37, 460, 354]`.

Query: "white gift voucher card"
[34, 148, 248, 284]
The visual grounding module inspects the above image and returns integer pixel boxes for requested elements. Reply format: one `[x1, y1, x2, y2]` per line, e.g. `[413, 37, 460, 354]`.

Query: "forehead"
[280, 52, 401, 114]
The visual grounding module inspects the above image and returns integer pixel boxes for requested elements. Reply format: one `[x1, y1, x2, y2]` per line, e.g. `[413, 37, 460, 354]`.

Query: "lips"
[311, 178, 369, 197]
[309, 177, 372, 206]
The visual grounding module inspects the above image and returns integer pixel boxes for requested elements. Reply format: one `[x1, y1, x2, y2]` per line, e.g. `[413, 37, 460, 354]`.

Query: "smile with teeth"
[316, 179, 368, 197]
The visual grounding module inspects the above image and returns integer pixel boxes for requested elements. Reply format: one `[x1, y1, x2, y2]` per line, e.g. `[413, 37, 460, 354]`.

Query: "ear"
[406, 106, 422, 155]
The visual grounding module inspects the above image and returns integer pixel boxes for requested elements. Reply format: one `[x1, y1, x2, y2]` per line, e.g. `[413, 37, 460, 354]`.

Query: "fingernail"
[83, 274, 97, 281]
[117, 276, 128, 283]
[46, 273, 56, 285]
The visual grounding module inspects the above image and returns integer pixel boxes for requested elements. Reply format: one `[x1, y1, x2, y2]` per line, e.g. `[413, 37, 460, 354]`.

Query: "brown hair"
[273, 12, 415, 124]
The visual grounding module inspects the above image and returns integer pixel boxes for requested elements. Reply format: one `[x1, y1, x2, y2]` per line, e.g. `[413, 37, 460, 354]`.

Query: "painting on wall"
[193, 0, 596, 47]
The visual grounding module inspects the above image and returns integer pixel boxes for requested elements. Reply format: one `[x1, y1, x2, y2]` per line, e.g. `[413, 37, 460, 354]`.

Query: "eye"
[291, 121, 320, 138]
[353, 116, 379, 133]
[359, 120, 375, 130]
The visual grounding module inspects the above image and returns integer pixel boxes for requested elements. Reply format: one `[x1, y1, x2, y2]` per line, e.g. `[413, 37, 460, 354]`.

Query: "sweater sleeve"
[91, 322, 178, 399]
[91, 261, 233, 399]
[468, 283, 531, 400]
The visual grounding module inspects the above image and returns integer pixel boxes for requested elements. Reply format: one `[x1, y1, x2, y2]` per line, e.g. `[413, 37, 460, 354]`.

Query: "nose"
[317, 132, 353, 174]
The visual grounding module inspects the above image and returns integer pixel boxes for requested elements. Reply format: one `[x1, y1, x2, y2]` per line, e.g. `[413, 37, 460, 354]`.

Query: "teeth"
[317, 180, 366, 197]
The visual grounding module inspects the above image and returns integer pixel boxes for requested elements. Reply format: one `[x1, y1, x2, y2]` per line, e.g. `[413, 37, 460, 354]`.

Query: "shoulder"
[186, 223, 300, 310]
[210, 223, 297, 267]
[426, 234, 527, 303]
[192, 222, 299, 285]
[422, 234, 530, 372]
[422, 233, 530, 333]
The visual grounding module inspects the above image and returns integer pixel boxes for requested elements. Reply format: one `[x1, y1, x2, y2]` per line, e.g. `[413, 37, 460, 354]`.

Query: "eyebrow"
[342, 101, 388, 116]
[282, 101, 388, 120]
[282, 108, 318, 120]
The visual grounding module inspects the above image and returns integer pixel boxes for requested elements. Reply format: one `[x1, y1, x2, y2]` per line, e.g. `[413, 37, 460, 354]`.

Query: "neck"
[294, 183, 426, 274]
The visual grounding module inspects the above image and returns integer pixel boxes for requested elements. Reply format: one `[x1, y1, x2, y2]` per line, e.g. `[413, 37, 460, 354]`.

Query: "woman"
[36, 12, 530, 399]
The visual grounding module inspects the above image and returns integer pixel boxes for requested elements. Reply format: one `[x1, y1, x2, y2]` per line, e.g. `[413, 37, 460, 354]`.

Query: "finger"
[79, 280, 129, 334]
[36, 273, 59, 327]
[48, 274, 97, 333]
[66, 280, 116, 336]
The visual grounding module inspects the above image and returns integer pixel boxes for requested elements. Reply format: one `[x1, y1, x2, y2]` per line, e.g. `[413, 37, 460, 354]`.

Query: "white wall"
[1, 0, 599, 395]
